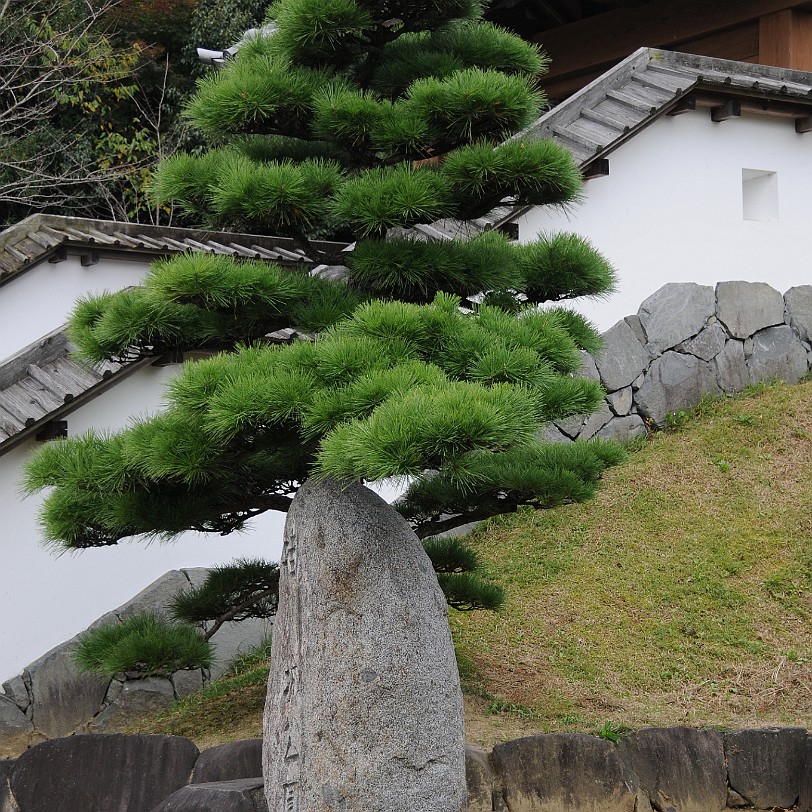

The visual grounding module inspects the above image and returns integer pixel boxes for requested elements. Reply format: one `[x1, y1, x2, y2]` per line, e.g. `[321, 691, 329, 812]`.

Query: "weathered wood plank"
[605, 88, 657, 114]
[581, 105, 634, 132]
[0, 330, 68, 390]
[0, 386, 44, 424]
[15, 377, 63, 414]
[760, 9, 812, 71]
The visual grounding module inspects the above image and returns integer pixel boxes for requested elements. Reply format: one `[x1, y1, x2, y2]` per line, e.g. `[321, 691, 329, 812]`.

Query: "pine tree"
[25, 0, 625, 805]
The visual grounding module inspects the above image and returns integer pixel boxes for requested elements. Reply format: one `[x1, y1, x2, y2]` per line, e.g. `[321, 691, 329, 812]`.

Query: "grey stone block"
[492, 733, 638, 812]
[555, 414, 587, 439]
[89, 677, 175, 732]
[112, 570, 194, 621]
[192, 740, 263, 784]
[677, 322, 728, 361]
[638, 283, 715, 355]
[24, 640, 109, 739]
[0, 760, 14, 812]
[624, 314, 647, 345]
[8, 733, 199, 812]
[713, 340, 748, 393]
[725, 727, 806, 809]
[578, 402, 613, 440]
[0, 696, 33, 759]
[578, 351, 600, 381]
[747, 325, 809, 385]
[263, 479, 466, 812]
[617, 727, 726, 812]
[596, 415, 647, 443]
[172, 669, 205, 699]
[465, 745, 496, 812]
[606, 386, 633, 416]
[797, 735, 812, 812]
[537, 423, 572, 443]
[786, 285, 812, 344]
[716, 281, 784, 339]
[596, 320, 650, 391]
[1, 677, 29, 714]
[635, 352, 721, 428]
[150, 778, 267, 812]
[208, 617, 273, 681]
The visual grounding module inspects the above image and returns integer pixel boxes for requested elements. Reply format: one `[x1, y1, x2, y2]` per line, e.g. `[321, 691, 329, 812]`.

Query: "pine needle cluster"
[27, 0, 625, 617]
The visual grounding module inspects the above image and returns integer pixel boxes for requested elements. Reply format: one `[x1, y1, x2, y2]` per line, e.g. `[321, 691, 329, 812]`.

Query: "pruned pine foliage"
[73, 613, 213, 678]
[171, 558, 280, 638]
[28, 0, 624, 616]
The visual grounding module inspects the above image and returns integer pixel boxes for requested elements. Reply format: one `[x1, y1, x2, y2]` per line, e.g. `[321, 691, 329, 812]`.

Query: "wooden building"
[485, 0, 812, 98]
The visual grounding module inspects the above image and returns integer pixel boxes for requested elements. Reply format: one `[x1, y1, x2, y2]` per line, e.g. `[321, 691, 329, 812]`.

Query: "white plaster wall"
[0, 254, 149, 361]
[520, 110, 812, 332]
[0, 364, 286, 681]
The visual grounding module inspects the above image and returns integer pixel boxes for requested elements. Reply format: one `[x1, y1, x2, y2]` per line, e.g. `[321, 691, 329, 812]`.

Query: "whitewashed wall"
[0, 254, 288, 681]
[520, 110, 812, 332]
[0, 254, 150, 361]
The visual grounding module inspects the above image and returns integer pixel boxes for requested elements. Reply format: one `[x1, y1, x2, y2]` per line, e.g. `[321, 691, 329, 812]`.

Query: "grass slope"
[133, 380, 812, 748]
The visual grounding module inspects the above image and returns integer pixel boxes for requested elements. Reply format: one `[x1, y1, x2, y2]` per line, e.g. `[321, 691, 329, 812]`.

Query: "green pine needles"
[27, 0, 626, 618]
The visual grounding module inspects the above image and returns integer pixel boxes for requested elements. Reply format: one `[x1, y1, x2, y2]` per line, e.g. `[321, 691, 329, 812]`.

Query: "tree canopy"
[25, 0, 625, 599]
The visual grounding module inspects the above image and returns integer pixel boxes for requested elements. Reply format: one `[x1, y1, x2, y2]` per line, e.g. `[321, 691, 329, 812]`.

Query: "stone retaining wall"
[1, 728, 811, 811]
[544, 281, 812, 444]
[0, 569, 272, 758]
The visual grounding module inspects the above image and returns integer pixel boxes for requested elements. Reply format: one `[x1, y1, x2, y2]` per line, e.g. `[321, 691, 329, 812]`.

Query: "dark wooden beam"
[795, 114, 812, 131]
[759, 9, 812, 70]
[535, 0, 812, 92]
[582, 158, 610, 179]
[667, 94, 697, 115]
[711, 99, 742, 121]
[36, 421, 68, 442]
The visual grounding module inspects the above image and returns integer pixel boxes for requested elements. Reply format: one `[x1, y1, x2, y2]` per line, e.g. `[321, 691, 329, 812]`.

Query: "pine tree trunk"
[262, 478, 467, 812]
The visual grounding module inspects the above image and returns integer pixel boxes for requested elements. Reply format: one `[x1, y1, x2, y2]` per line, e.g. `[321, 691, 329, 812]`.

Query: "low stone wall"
[544, 282, 812, 444]
[1, 728, 810, 811]
[0, 568, 272, 758]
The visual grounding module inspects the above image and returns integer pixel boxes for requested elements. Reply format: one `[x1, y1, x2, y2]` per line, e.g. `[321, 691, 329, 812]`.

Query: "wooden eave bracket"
[667, 94, 697, 116]
[582, 158, 610, 180]
[795, 115, 812, 132]
[35, 420, 68, 442]
[711, 99, 742, 122]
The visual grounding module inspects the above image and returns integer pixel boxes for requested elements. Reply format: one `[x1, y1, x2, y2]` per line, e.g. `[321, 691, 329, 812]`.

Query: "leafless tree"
[0, 0, 146, 222]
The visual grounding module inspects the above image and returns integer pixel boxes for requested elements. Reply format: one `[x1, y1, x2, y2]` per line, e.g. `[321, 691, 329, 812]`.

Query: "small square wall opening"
[742, 169, 778, 222]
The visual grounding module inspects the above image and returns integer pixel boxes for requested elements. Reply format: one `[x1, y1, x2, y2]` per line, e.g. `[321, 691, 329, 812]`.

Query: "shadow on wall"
[544, 281, 812, 444]
[0, 568, 272, 758]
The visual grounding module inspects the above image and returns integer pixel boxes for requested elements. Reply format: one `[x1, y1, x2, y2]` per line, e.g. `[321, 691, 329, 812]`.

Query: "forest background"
[1, 0, 269, 228]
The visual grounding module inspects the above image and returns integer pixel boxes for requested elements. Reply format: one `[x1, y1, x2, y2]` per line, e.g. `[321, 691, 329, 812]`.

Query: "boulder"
[172, 669, 205, 699]
[596, 415, 647, 443]
[7, 733, 199, 812]
[635, 352, 721, 427]
[786, 285, 812, 344]
[713, 340, 748, 393]
[716, 281, 784, 340]
[637, 283, 715, 355]
[465, 745, 496, 812]
[797, 734, 812, 812]
[263, 478, 466, 812]
[677, 323, 727, 362]
[112, 570, 197, 621]
[596, 320, 650, 391]
[24, 641, 108, 738]
[1, 677, 30, 715]
[538, 423, 572, 444]
[724, 727, 806, 809]
[0, 696, 33, 759]
[617, 727, 726, 812]
[88, 677, 175, 732]
[492, 733, 638, 812]
[606, 386, 633, 416]
[0, 760, 14, 812]
[578, 402, 614, 440]
[208, 617, 273, 680]
[192, 740, 263, 783]
[747, 325, 809, 385]
[151, 778, 266, 812]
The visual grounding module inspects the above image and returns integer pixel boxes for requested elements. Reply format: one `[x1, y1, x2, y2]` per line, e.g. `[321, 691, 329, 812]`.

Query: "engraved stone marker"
[263, 478, 466, 812]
